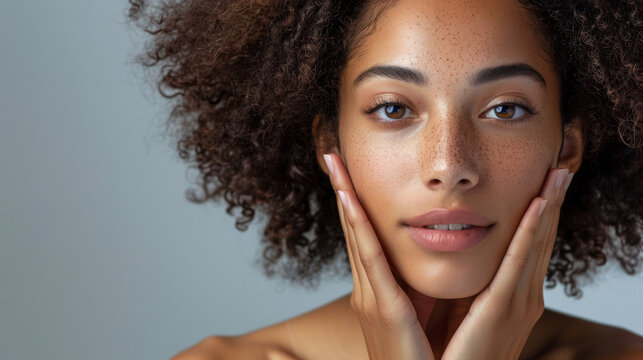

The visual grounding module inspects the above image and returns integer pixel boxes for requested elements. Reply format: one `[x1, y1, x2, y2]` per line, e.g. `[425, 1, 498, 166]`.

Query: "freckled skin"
[337, 0, 562, 298]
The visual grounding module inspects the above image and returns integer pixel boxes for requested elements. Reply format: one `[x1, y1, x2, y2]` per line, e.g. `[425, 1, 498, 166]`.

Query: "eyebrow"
[353, 65, 427, 87]
[353, 63, 546, 88]
[470, 63, 546, 88]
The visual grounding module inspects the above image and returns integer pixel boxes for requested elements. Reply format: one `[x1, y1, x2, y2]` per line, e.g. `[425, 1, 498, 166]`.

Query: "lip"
[404, 208, 494, 252]
[404, 208, 493, 228]
[405, 226, 491, 252]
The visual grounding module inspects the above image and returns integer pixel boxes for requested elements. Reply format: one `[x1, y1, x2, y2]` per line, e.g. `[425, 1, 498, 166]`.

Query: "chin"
[386, 222, 513, 300]
[397, 260, 495, 299]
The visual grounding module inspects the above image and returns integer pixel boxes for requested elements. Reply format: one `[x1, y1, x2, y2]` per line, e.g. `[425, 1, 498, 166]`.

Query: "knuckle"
[344, 210, 359, 228]
[350, 294, 376, 317]
[507, 250, 529, 269]
[378, 307, 398, 326]
[362, 297, 378, 314]
[360, 247, 384, 273]
[347, 212, 368, 228]
[344, 211, 356, 226]
[519, 221, 538, 236]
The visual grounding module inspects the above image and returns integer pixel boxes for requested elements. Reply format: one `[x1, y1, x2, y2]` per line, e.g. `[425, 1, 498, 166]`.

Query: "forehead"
[343, 0, 556, 88]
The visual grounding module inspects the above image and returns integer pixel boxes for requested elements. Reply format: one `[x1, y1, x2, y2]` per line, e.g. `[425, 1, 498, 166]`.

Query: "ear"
[557, 116, 585, 173]
[312, 114, 340, 175]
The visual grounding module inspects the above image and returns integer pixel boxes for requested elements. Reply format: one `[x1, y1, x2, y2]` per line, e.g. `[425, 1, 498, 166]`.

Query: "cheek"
[487, 136, 552, 194]
[341, 128, 417, 230]
[485, 129, 558, 240]
[343, 135, 413, 203]
[342, 126, 558, 219]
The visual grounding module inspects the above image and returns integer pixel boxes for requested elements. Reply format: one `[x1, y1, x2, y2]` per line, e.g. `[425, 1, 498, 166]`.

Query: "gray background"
[1, 1, 641, 359]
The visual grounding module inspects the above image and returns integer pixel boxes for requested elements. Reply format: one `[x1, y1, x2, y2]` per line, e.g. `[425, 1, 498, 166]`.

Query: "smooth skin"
[325, 153, 569, 359]
[332, 0, 572, 302]
[171, 0, 643, 358]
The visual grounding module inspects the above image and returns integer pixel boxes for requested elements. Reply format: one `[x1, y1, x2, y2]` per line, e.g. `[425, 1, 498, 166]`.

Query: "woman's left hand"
[440, 167, 573, 360]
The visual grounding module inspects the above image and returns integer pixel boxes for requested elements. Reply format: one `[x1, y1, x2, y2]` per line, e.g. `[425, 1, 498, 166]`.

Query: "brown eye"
[482, 102, 529, 121]
[494, 105, 515, 119]
[367, 100, 415, 122]
[385, 104, 406, 119]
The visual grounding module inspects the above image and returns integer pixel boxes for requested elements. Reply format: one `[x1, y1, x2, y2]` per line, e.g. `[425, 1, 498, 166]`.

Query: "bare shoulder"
[537, 308, 643, 360]
[170, 334, 298, 360]
[169, 294, 360, 360]
[170, 336, 226, 360]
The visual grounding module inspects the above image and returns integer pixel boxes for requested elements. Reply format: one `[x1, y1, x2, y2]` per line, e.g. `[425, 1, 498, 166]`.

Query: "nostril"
[427, 177, 477, 189]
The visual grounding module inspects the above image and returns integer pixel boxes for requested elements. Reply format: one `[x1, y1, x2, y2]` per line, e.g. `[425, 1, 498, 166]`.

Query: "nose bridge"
[418, 108, 480, 191]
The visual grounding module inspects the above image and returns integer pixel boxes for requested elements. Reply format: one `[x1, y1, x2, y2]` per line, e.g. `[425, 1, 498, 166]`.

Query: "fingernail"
[337, 190, 348, 207]
[323, 154, 335, 175]
[564, 173, 574, 191]
[555, 168, 569, 190]
[538, 199, 547, 216]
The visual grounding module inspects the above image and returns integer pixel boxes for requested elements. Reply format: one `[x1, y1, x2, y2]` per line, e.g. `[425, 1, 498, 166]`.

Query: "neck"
[424, 296, 476, 359]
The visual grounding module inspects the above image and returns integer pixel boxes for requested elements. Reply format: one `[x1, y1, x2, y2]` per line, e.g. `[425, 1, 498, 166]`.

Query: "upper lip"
[404, 208, 493, 228]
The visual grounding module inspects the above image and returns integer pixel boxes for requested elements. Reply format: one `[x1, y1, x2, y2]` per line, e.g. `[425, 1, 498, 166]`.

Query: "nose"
[418, 112, 481, 192]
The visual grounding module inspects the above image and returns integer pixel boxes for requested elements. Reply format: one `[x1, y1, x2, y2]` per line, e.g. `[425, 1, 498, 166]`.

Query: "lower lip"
[405, 225, 491, 252]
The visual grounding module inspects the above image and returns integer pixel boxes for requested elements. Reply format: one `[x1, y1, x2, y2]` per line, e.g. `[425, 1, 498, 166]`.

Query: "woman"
[128, 0, 642, 358]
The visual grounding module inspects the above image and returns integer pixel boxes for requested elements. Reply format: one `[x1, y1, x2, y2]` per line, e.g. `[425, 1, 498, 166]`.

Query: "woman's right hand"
[324, 153, 437, 360]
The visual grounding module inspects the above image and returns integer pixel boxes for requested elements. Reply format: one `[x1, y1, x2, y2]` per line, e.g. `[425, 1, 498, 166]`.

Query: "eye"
[482, 102, 533, 121]
[366, 101, 415, 122]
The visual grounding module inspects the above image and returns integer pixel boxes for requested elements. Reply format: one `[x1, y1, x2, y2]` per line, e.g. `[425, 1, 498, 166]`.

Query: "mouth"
[403, 207, 493, 228]
[405, 224, 492, 252]
[422, 224, 474, 230]
[403, 208, 494, 252]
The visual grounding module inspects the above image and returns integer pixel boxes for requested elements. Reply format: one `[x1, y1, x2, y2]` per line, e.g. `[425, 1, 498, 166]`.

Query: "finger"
[530, 168, 568, 256]
[324, 153, 354, 196]
[345, 195, 379, 314]
[534, 172, 574, 289]
[325, 153, 370, 305]
[339, 187, 403, 311]
[523, 168, 570, 295]
[490, 167, 569, 297]
[326, 154, 367, 305]
[491, 196, 547, 299]
[340, 190, 375, 307]
[336, 191, 362, 299]
[326, 153, 402, 309]
[518, 169, 567, 289]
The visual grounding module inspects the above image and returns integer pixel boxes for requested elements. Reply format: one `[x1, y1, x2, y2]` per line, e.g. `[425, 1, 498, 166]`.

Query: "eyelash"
[364, 98, 410, 115]
[484, 97, 536, 125]
[363, 97, 416, 125]
[363, 96, 537, 124]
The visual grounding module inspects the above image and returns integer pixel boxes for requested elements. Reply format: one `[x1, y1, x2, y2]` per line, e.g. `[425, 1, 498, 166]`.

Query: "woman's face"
[337, 0, 563, 298]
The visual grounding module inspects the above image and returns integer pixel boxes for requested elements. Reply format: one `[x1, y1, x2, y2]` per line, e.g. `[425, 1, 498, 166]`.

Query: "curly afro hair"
[127, 0, 642, 297]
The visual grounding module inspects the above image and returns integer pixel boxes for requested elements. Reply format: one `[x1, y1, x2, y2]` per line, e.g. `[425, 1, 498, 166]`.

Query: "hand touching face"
[335, 0, 565, 299]
[324, 152, 572, 359]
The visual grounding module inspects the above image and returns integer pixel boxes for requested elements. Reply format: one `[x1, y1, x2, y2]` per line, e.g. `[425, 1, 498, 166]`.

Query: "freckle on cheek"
[490, 137, 552, 192]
